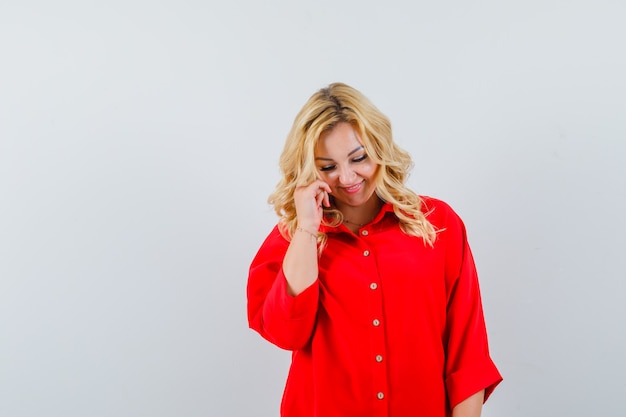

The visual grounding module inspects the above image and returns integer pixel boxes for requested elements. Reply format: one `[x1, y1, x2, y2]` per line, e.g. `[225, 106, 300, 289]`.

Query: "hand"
[293, 180, 331, 232]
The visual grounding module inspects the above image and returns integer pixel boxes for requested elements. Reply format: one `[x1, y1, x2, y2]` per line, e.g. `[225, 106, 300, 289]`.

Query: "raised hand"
[293, 180, 331, 232]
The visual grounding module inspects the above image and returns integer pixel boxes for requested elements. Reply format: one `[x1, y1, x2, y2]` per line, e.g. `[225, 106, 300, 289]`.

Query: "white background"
[1, 1, 625, 416]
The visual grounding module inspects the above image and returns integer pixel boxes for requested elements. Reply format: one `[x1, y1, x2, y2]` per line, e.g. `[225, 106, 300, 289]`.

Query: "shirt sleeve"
[440, 204, 503, 409]
[247, 226, 320, 351]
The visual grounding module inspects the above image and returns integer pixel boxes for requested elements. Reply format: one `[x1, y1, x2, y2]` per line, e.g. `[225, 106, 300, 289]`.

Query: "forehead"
[315, 122, 363, 156]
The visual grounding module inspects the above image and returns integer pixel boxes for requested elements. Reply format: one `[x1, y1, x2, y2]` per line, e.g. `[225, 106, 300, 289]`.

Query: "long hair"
[268, 82, 437, 248]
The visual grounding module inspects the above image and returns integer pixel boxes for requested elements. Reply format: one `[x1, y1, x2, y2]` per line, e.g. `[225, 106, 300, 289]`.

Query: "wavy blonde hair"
[269, 82, 437, 248]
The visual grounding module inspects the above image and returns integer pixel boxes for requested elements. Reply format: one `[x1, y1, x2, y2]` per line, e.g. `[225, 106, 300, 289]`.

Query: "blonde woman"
[247, 83, 502, 417]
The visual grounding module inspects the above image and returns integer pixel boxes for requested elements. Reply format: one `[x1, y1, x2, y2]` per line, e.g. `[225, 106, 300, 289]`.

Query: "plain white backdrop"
[1, 1, 625, 416]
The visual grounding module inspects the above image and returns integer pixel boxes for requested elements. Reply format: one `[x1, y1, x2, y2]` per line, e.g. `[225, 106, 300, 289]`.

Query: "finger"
[315, 191, 325, 207]
[315, 184, 328, 197]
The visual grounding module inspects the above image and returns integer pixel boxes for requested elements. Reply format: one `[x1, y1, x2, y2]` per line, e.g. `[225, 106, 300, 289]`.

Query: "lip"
[340, 180, 364, 194]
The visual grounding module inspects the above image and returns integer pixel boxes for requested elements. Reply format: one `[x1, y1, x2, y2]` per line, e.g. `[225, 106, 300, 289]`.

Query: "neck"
[337, 195, 383, 226]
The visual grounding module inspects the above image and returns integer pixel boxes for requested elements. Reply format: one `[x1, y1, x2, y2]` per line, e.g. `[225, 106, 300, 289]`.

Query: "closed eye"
[320, 165, 336, 172]
[352, 154, 368, 163]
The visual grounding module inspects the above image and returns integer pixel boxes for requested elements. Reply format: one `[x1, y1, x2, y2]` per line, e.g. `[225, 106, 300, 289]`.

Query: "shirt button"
[372, 319, 380, 326]
[363, 250, 370, 256]
[361, 230, 369, 236]
[369, 282, 378, 290]
[375, 355, 383, 362]
[377, 392, 385, 400]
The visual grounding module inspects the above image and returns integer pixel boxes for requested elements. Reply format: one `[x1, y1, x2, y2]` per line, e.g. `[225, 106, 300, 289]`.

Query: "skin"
[282, 121, 485, 416]
[453, 390, 484, 417]
[314, 122, 381, 233]
[283, 122, 379, 295]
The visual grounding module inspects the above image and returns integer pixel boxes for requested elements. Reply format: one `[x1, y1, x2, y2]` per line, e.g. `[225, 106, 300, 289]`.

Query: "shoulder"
[419, 195, 460, 219]
[250, 224, 290, 266]
[260, 224, 290, 249]
[419, 195, 453, 213]
[419, 196, 466, 233]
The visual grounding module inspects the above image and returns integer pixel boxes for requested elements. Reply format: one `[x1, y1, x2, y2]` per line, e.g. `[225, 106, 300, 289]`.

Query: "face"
[314, 122, 379, 210]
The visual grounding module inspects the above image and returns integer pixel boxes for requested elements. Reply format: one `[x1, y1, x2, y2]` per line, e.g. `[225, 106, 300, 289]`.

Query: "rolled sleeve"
[248, 226, 320, 351]
[260, 269, 319, 350]
[445, 354, 502, 408]
[441, 204, 503, 409]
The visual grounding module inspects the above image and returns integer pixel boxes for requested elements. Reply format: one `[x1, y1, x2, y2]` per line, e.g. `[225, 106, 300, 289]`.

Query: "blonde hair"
[269, 82, 437, 248]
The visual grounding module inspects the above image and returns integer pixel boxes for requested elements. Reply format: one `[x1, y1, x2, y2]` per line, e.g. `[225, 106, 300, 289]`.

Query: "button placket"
[360, 241, 388, 411]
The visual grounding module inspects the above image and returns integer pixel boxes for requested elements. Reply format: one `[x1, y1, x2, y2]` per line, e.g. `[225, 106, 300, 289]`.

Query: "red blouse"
[247, 197, 502, 417]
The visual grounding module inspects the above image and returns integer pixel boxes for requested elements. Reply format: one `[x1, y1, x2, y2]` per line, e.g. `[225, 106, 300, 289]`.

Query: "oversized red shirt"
[247, 197, 502, 417]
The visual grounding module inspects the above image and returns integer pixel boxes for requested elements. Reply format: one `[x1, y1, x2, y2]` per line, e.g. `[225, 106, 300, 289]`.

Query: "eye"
[352, 154, 368, 163]
[320, 165, 336, 172]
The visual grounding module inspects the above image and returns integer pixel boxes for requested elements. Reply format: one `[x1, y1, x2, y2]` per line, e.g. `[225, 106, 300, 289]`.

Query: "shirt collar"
[319, 202, 396, 234]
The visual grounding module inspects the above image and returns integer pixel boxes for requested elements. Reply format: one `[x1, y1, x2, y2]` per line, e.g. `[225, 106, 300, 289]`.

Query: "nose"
[338, 165, 357, 184]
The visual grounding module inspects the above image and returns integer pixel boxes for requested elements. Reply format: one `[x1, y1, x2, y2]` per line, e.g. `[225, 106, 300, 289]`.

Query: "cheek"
[319, 171, 337, 185]
[362, 163, 379, 179]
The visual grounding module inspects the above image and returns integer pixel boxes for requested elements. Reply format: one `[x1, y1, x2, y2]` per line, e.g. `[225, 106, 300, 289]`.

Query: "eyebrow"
[315, 146, 364, 161]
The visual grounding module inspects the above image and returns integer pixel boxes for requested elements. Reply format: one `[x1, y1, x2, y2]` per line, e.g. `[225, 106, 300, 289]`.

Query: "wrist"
[295, 226, 318, 240]
[296, 221, 319, 233]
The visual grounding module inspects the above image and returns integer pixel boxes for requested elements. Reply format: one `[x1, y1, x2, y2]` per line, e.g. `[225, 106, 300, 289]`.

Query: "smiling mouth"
[341, 181, 364, 194]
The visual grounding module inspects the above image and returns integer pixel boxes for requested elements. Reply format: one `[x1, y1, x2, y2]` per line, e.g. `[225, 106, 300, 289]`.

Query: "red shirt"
[247, 197, 502, 417]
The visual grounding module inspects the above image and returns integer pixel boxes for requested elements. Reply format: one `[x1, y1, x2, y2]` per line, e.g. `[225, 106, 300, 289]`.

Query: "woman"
[247, 82, 502, 417]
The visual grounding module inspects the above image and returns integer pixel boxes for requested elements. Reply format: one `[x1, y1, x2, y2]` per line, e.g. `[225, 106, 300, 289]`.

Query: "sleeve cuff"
[445, 355, 503, 409]
[272, 269, 320, 319]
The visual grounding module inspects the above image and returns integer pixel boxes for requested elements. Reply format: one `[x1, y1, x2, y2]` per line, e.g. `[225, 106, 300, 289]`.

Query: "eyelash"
[320, 154, 368, 172]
